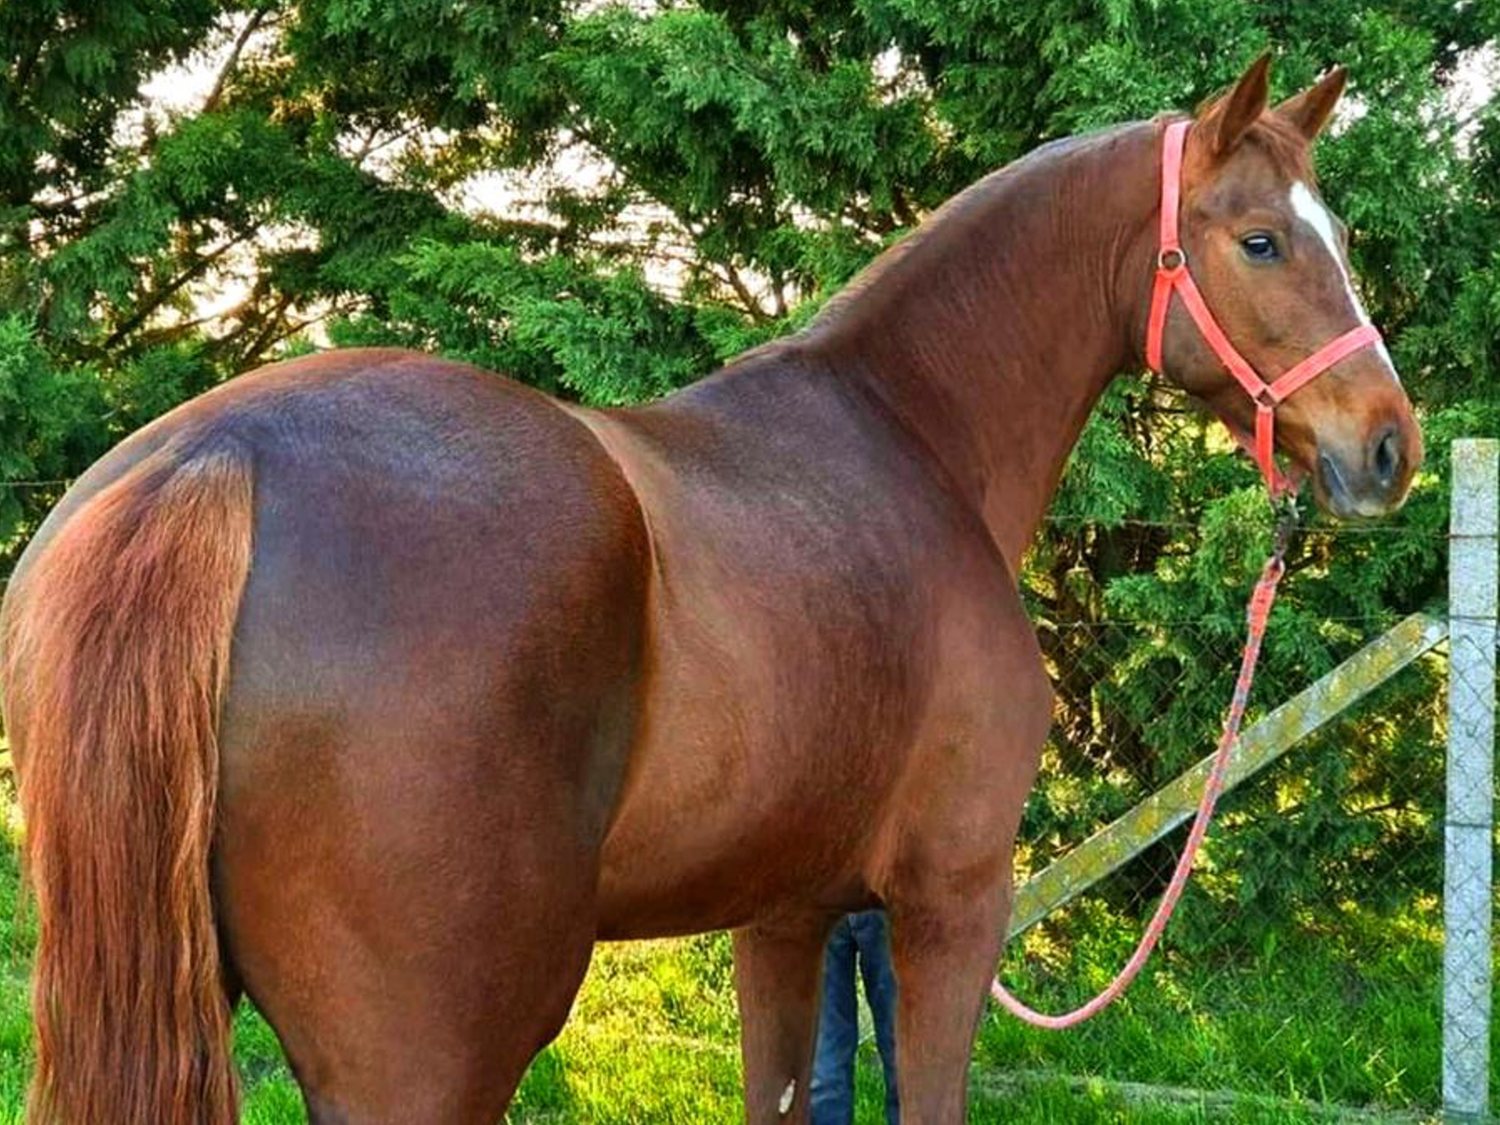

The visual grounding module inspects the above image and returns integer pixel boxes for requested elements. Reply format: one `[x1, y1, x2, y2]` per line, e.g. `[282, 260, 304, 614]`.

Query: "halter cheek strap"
[1145, 119, 1382, 496]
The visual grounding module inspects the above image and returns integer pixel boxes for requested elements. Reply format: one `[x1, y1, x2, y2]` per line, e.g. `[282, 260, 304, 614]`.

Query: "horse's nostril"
[1373, 427, 1401, 490]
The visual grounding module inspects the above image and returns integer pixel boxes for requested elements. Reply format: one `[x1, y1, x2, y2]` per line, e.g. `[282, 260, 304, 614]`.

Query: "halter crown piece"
[1144, 119, 1383, 497]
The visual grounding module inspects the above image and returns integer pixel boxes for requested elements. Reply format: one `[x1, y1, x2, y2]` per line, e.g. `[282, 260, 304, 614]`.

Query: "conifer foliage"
[2, 0, 1497, 923]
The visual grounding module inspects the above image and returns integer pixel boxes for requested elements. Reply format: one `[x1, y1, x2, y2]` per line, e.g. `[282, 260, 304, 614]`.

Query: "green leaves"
[332, 236, 708, 404]
[0, 1, 1495, 943]
[0, 317, 108, 555]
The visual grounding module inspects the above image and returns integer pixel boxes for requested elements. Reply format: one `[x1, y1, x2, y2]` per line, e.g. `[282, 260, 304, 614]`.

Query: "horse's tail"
[0, 443, 254, 1125]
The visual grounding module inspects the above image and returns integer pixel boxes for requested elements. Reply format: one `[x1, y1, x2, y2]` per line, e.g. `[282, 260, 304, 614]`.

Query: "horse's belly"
[589, 582, 931, 937]
[588, 741, 894, 942]
[594, 807, 878, 939]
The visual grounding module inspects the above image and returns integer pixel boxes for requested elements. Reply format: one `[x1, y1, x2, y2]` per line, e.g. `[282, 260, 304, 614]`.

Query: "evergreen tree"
[2, 0, 1496, 926]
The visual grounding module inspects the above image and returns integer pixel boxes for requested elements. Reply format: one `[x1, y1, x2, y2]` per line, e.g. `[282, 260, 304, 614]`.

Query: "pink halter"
[1145, 119, 1382, 496]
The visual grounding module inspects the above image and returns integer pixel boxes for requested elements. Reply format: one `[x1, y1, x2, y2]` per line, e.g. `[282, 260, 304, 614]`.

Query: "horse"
[0, 55, 1421, 1124]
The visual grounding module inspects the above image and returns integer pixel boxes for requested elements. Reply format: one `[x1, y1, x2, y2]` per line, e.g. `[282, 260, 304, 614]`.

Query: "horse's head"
[1149, 55, 1422, 518]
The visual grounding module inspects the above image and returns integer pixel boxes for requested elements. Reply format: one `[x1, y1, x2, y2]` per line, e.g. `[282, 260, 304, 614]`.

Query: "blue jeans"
[810, 910, 899, 1125]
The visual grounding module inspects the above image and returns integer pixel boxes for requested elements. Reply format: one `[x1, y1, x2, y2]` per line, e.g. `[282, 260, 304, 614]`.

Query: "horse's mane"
[804, 128, 1115, 336]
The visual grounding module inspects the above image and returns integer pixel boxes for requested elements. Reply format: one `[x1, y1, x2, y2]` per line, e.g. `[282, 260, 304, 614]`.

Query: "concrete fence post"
[1444, 437, 1498, 1121]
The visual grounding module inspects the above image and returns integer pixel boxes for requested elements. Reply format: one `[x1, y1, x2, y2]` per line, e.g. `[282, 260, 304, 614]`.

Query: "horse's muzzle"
[1316, 421, 1420, 518]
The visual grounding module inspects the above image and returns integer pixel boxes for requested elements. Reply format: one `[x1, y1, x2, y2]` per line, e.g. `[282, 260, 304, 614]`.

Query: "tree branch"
[100, 230, 257, 350]
[719, 261, 770, 323]
[230, 291, 294, 364]
[203, 5, 274, 114]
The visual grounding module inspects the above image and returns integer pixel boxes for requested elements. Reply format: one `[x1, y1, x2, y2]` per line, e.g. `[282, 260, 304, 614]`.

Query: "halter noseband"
[1145, 119, 1382, 497]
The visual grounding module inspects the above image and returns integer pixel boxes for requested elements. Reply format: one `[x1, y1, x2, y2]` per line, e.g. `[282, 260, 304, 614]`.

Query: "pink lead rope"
[989, 117, 1382, 1028]
[990, 529, 1287, 1028]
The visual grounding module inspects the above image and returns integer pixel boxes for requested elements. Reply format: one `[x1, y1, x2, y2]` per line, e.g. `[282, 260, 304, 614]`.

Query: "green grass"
[0, 813, 1460, 1123]
[984, 894, 1449, 1114]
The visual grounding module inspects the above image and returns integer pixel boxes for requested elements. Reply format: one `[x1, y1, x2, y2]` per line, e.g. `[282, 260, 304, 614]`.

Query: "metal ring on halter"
[1157, 247, 1186, 272]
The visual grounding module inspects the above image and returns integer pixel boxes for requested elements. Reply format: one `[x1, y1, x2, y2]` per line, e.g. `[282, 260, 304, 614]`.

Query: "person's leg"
[810, 917, 859, 1125]
[852, 910, 901, 1123]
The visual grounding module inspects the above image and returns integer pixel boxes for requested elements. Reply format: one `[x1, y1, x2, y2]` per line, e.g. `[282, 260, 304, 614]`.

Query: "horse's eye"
[1240, 233, 1280, 262]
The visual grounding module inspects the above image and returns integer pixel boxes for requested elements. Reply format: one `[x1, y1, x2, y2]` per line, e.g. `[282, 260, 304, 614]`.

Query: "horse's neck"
[803, 120, 1160, 571]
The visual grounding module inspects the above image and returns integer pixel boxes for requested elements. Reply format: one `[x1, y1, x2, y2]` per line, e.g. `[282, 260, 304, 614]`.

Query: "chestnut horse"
[1, 57, 1420, 1124]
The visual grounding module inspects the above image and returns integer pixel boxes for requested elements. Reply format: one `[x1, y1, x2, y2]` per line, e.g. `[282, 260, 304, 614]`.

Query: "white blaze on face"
[1287, 181, 1400, 384]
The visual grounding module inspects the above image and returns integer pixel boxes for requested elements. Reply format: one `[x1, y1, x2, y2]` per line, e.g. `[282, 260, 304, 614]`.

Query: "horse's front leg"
[881, 704, 1045, 1121]
[886, 872, 1011, 1124]
[733, 914, 838, 1123]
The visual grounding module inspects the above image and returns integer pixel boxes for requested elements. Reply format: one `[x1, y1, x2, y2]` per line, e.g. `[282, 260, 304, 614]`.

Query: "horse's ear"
[1206, 52, 1272, 156]
[1274, 66, 1347, 142]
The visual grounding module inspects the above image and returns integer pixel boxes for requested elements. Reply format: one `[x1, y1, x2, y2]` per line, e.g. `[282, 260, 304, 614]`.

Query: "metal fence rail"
[1009, 610, 1449, 937]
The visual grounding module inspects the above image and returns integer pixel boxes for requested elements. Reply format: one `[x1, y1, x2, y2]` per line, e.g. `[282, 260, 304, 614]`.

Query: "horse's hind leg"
[733, 914, 837, 1124]
[214, 712, 605, 1124]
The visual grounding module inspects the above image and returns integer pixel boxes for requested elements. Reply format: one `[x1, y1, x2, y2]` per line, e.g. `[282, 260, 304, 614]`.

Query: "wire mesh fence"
[990, 510, 1467, 1116]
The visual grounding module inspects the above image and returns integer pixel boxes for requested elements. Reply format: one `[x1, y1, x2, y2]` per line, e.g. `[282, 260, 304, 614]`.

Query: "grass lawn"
[0, 784, 1459, 1122]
